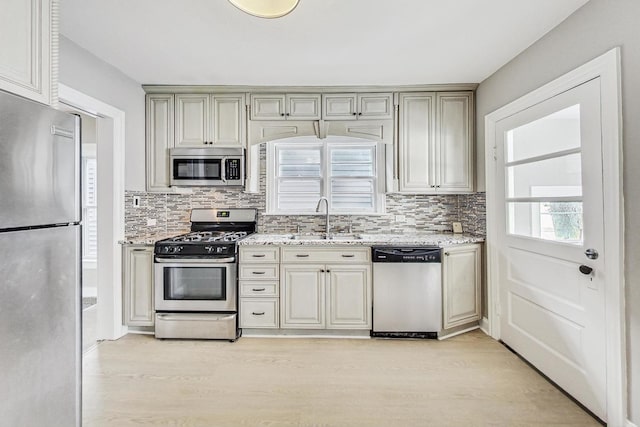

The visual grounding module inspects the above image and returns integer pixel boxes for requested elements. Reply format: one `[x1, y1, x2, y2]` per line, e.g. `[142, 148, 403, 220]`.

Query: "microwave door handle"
[220, 157, 227, 183]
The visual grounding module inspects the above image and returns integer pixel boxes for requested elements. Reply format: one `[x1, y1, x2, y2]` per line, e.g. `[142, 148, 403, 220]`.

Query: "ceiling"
[60, 0, 589, 86]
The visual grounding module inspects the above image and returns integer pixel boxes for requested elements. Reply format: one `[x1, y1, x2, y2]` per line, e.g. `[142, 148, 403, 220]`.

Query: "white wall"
[59, 35, 145, 191]
[475, 0, 640, 422]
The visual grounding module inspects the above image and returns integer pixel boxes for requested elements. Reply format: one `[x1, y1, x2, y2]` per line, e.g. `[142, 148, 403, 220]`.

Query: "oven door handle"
[155, 256, 236, 264]
[156, 313, 236, 322]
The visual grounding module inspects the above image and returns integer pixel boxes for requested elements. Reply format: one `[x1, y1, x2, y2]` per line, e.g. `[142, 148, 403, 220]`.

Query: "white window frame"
[266, 136, 385, 215]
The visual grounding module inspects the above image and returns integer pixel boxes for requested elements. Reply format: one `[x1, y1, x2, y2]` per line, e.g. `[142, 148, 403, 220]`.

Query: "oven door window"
[173, 158, 222, 180]
[164, 267, 226, 300]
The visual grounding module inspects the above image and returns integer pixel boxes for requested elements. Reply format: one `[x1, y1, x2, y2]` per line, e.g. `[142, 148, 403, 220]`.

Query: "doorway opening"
[58, 84, 127, 347]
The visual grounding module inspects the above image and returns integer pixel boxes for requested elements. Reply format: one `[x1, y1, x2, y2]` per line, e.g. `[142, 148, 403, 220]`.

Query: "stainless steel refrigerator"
[0, 90, 81, 426]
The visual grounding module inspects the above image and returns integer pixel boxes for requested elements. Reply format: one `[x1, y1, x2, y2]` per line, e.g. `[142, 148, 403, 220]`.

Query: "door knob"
[585, 248, 599, 260]
[579, 265, 593, 275]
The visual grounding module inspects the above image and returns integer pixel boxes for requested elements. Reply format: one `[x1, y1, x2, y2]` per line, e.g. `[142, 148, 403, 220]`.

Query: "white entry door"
[495, 78, 607, 419]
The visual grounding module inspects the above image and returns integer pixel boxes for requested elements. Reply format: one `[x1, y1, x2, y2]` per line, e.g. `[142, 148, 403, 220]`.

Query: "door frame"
[484, 48, 626, 424]
[58, 84, 128, 341]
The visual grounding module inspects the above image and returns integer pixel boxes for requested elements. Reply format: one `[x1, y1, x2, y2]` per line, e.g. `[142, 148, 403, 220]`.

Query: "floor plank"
[82, 330, 600, 426]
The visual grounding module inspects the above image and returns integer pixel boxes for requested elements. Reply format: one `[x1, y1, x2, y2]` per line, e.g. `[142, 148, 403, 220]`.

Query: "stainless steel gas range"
[153, 208, 256, 341]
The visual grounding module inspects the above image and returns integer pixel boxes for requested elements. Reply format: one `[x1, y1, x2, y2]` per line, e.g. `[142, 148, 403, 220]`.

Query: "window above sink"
[266, 136, 386, 215]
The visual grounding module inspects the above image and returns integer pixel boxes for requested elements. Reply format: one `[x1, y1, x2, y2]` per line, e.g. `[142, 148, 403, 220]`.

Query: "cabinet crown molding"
[143, 84, 478, 95]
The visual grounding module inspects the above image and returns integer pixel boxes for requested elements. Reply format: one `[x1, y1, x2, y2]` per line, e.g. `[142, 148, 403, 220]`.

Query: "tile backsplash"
[125, 188, 486, 240]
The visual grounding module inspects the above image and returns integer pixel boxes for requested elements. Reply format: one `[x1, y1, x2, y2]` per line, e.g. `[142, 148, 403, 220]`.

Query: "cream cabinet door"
[442, 244, 481, 329]
[175, 94, 210, 147]
[398, 91, 474, 194]
[146, 94, 174, 191]
[123, 246, 155, 327]
[0, 0, 53, 105]
[281, 264, 325, 328]
[437, 92, 474, 193]
[326, 265, 371, 329]
[357, 93, 393, 119]
[251, 94, 286, 120]
[286, 94, 321, 120]
[398, 92, 437, 192]
[323, 93, 357, 120]
[211, 94, 245, 147]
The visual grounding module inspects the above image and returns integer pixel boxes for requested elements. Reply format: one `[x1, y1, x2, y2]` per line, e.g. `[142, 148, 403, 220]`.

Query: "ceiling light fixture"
[228, 0, 299, 19]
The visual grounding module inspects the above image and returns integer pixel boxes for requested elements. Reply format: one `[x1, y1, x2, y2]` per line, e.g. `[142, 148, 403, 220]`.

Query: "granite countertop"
[118, 233, 175, 246]
[239, 233, 484, 247]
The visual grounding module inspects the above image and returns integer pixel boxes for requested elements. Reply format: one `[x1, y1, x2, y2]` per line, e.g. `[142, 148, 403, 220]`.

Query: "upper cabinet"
[251, 93, 321, 120]
[145, 86, 475, 193]
[0, 0, 56, 105]
[175, 93, 245, 147]
[398, 91, 474, 194]
[146, 94, 174, 192]
[322, 93, 393, 120]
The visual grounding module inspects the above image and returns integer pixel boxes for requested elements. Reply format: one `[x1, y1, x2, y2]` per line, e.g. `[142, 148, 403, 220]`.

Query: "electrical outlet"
[133, 196, 141, 208]
[395, 214, 406, 222]
[147, 218, 157, 227]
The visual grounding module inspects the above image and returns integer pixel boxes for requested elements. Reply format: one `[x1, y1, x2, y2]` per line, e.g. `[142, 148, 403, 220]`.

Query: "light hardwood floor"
[82, 330, 600, 426]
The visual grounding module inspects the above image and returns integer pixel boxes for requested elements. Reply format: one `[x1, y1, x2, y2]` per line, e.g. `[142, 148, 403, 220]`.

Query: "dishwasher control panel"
[372, 247, 441, 263]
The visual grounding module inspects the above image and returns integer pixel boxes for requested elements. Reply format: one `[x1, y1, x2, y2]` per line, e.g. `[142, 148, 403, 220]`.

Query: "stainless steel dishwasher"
[371, 246, 442, 338]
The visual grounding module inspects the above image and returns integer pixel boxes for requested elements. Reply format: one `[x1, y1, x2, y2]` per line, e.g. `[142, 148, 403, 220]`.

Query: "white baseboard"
[479, 317, 490, 335]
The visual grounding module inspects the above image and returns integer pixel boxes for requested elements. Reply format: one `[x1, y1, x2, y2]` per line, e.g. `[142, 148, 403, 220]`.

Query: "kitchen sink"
[288, 234, 326, 240]
[288, 234, 364, 241]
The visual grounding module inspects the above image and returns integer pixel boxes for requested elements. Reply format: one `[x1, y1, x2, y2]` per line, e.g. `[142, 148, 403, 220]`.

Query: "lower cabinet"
[281, 261, 371, 330]
[240, 298, 279, 328]
[442, 244, 481, 329]
[122, 245, 155, 327]
[238, 245, 280, 329]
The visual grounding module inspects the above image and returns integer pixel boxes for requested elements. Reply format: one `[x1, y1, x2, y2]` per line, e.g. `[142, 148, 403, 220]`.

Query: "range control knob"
[216, 247, 224, 253]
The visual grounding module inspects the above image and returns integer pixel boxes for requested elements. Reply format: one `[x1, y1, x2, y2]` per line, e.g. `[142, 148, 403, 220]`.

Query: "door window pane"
[507, 153, 582, 198]
[508, 201, 583, 243]
[507, 105, 581, 162]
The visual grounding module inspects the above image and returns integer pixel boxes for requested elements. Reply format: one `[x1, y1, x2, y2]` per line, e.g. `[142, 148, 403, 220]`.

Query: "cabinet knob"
[352, 112, 357, 116]
[358, 112, 362, 116]
[326, 269, 331, 273]
[444, 252, 450, 256]
[280, 113, 285, 116]
[286, 113, 290, 116]
[320, 269, 325, 273]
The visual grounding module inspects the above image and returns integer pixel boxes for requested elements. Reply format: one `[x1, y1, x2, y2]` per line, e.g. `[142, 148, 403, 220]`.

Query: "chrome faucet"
[315, 197, 330, 239]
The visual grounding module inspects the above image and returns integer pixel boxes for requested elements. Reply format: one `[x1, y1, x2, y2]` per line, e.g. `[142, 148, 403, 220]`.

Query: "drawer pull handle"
[252, 288, 266, 292]
[252, 254, 266, 258]
[252, 271, 266, 275]
[341, 254, 355, 258]
[296, 254, 310, 258]
[252, 312, 265, 316]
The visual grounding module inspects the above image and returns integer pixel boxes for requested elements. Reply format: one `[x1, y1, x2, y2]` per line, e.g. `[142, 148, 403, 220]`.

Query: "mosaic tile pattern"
[124, 147, 486, 240]
[125, 189, 486, 241]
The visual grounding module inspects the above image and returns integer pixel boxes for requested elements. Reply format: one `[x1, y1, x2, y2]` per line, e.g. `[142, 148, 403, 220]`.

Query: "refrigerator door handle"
[51, 125, 75, 139]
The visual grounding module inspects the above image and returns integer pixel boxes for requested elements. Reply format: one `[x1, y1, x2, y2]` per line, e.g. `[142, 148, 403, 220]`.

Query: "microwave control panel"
[225, 159, 241, 180]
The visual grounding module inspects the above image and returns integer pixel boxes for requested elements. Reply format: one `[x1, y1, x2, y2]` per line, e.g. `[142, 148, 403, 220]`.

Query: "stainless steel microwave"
[169, 147, 244, 187]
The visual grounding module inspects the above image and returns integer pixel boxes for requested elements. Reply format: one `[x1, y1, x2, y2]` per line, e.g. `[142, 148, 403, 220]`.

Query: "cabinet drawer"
[281, 247, 370, 263]
[240, 281, 279, 297]
[239, 246, 280, 263]
[239, 264, 279, 280]
[240, 298, 279, 328]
